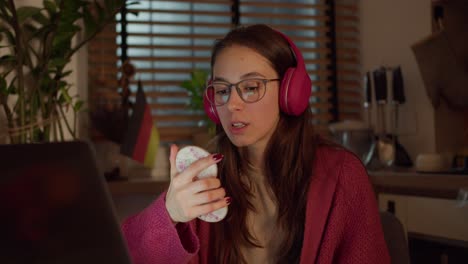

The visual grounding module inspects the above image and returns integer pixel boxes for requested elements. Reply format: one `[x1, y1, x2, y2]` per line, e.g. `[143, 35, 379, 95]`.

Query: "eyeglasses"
[205, 78, 280, 106]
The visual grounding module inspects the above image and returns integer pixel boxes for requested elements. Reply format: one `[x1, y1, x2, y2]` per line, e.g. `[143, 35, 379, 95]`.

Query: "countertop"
[107, 169, 468, 200]
[369, 169, 468, 200]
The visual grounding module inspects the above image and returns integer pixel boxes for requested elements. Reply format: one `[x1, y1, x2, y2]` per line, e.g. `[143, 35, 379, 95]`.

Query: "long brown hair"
[210, 24, 321, 263]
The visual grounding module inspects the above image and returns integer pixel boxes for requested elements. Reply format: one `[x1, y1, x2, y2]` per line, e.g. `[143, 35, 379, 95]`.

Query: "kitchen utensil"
[391, 67, 413, 167]
[364, 71, 373, 129]
[362, 71, 379, 169]
[328, 120, 375, 166]
[373, 68, 395, 166]
[415, 153, 450, 172]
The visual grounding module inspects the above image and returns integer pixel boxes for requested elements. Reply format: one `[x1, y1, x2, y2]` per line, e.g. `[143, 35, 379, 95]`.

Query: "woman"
[122, 24, 390, 264]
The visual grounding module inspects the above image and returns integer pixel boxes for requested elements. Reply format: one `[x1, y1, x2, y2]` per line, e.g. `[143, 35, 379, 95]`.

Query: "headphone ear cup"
[279, 65, 311, 116]
[203, 87, 221, 124]
[279, 68, 295, 115]
[275, 29, 312, 116]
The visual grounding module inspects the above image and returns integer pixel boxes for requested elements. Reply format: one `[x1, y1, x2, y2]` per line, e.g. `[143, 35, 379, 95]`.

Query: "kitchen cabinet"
[379, 194, 468, 242]
[372, 170, 468, 264]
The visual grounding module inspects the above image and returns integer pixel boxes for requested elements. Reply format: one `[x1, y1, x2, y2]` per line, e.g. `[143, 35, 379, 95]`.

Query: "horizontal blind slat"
[241, 2, 328, 10]
[241, 13, 329, 21]
[142, 0, 232, 3]
[131, 8, 231, 16]
[127, 20, 232, 28]
[125, 32, 227, 39]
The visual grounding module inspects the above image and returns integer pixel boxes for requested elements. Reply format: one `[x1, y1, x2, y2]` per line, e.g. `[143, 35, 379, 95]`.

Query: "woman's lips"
[229, 122, 248, 134]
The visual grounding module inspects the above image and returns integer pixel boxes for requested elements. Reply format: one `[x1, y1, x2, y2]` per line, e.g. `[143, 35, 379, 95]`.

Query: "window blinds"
[119, 0, 233, 143]
[239, 0, 333, 126]
[88, 0, 361, 144]
[334, 0, 361, 121]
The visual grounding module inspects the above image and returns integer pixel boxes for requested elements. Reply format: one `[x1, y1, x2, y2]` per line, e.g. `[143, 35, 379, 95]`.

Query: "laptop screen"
[0, 141, 132, 264]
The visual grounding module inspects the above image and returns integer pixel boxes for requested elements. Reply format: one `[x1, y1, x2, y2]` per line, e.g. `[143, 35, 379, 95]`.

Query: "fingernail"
[213, 153, 224, 161]
[225, 197, 232, 205]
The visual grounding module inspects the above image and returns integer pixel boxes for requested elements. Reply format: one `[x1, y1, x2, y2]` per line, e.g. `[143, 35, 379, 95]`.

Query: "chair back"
[380, 211, 411, 264]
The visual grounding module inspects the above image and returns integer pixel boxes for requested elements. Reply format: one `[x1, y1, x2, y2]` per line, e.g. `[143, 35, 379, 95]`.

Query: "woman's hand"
[165, 144, 230, 224]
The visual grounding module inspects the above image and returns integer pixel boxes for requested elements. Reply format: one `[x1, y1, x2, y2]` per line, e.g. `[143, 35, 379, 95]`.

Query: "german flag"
[120, 80, 159, 168]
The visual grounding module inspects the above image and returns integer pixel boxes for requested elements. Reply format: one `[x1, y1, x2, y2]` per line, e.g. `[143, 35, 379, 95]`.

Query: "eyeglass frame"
[205, 78, 281, 106]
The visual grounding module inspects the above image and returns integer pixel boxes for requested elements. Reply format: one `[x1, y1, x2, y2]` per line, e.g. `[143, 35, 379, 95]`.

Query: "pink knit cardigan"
[122, 147, 391, 263]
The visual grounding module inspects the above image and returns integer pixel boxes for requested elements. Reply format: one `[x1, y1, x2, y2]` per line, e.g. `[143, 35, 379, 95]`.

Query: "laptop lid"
[0, 141, 132, 264]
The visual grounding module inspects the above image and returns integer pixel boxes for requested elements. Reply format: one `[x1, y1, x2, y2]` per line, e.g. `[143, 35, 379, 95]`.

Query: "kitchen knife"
[373, 67, 394, 166]
[365, 71, 372, 106]
[392, 66, 405, 104]
[373, 68, 388, 103]
[391, 66, 413, 167]
[364, 72, 373, 130]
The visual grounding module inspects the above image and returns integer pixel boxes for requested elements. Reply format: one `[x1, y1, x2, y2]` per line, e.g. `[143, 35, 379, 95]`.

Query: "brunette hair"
[211, 24, 321, 263]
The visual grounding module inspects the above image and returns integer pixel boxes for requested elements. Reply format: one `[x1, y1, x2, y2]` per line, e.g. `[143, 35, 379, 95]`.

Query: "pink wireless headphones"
[203, 29, 312, 124]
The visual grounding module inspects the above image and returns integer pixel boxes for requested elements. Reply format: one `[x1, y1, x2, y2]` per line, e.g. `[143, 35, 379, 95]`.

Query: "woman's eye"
[243, 86, 259, 94]
[215, 89, 229, 95]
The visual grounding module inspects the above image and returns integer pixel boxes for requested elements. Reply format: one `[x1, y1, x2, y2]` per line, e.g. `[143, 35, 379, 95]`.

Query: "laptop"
[0, 141, 132, 264]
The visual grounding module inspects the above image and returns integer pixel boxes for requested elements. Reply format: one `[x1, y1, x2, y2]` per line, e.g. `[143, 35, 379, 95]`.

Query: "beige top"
[240, 172, 285, 263]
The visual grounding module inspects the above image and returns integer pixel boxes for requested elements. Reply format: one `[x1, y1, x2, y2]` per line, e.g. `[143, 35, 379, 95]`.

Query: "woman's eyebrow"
[240, 72, 266, 79]
[213, 72, 266, 83]
[212, 76, 229, 82]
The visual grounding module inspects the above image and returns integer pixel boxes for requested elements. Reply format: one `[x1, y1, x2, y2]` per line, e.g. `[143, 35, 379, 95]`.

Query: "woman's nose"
[226, 88, 244, 111]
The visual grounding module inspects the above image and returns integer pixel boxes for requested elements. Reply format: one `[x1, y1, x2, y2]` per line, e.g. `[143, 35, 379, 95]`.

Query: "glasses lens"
[238, 79, 265, 103]
[210, 83, 230, 106]
[207, 79, 269, 106]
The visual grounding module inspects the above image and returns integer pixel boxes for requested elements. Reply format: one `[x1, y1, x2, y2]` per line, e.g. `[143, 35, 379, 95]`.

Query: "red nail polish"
[213, 153, 224, 161]
[225, 197, 232, 204]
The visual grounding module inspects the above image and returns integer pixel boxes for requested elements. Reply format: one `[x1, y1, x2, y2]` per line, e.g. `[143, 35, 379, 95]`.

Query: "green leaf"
[17, 7, 42, 24]
[31, 10, 50, 25]
[61, 70, 72, 78]
[7, 77, 17, 94]
[0, 76, 7, 95]
[94, 0, 106, 24]
[31, 91, 41, 115]
[43, 0, 57, 14]
[192, 70, 208, 87]
[57, 80, 68, 90]
[0, 55, 16, 66]
[60, 0, 87, 25]
[52, 29, 75, 54]
[180, 80, 194, 92]
[23, 23, 39, 41]
[127, 10, 139, 16]
[0, 26, 16, 46]
[27, 23, 54, 42]
[73, 100, 84, 112]
[32, 128, 45, 142]
[49, 57, 68, 68]
[180, 69, 209, 111]
[82, 5, 97, 35]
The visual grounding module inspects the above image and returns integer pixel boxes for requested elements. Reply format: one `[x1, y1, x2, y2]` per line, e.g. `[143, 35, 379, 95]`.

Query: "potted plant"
[0, 0, 134, 144]
[180, 69, 216, 147]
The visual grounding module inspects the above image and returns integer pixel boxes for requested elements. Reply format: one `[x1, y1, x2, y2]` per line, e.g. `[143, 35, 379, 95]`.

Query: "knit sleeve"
[334, 152, 391, 264]
[121, 192, 199, 264]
